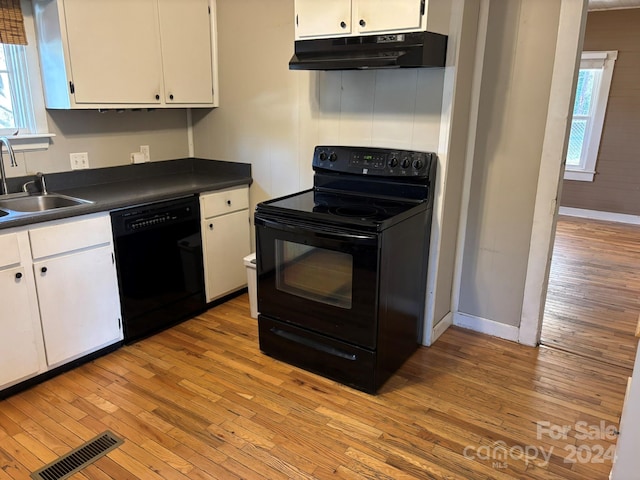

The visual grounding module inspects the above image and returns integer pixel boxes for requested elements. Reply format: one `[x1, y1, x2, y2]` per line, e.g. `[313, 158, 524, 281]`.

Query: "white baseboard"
[559, 207, 640, 225]
[429, 312, 453, 346]
[453, 312, 520, 342]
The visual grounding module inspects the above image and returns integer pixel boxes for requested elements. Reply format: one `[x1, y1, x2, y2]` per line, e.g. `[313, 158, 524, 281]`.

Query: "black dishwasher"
[111, 196, 206, 342]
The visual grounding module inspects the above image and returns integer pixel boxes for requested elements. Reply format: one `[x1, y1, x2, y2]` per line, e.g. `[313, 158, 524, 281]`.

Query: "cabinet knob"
[227, 200, 231, 206]
[209, 223, 214, 230]
[41, 267, 47, 274]
[15, 272, 22, 280]
[359, 19, 366, 27]
[155, 94, 160, 100]
[340, 21, 347, 29]
[169, 94, 174, 100]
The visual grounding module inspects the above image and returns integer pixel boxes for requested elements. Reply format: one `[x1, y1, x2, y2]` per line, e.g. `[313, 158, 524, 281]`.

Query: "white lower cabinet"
[29, 213, 123, 368]
[34, 245, 122, 367]
[0, 213, 123, 392]
[200, 187, 251, 302]
[0, 232, 45, 389]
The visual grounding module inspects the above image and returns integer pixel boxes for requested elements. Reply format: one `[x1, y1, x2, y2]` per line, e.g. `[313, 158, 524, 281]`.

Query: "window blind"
[0, 0, 27, 45]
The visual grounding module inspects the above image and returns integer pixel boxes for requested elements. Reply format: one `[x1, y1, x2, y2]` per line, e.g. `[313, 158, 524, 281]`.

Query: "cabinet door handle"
[15, 272, 22, 280]
[340, 21, 347, 29]
[41, 267, 47, 274]
[169, 94, 174, 100]
[227, 200, 231, 206]
[359, 19, 366, 27]
[155, 94, 160, 100]
[209, 223, 214, 230]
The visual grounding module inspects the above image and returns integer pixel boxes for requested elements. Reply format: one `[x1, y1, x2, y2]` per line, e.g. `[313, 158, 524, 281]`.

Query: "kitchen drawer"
[258, 315, 377, 393]
[29, 214, 112, 260]
[201, 186, 249, 218]
[0, 233, 21, 269]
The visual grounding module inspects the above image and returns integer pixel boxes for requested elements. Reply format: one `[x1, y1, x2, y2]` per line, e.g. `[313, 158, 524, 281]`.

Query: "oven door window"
[276, 240, 353, 309]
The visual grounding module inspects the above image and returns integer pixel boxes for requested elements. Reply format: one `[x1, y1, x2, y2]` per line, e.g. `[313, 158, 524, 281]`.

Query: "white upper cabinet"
[355, 0, 423, 34]
[33, 0, 218, 109]
[294, 0, 449, 40]
[158, 0, 214, 104]
[295, 0, 352, 39]
[61, 0, 163, 105]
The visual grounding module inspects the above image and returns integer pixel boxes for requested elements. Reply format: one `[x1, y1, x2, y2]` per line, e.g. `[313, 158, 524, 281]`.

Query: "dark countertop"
[0, 158, 252, 230]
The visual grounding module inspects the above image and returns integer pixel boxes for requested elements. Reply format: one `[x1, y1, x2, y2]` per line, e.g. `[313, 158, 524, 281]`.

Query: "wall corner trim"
[453, 312, 520, 342]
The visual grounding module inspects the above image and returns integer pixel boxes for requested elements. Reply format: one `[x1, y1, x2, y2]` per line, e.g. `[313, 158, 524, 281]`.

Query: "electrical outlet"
[70, 152, 89, 170]
[140, 145, 150, 162]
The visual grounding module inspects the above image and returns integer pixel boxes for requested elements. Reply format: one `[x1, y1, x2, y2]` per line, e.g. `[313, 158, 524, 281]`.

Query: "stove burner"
[331, 206, 380, 218]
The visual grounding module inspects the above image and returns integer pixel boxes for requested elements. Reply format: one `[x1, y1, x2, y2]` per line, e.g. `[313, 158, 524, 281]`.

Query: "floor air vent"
[31, 431, 124, 480]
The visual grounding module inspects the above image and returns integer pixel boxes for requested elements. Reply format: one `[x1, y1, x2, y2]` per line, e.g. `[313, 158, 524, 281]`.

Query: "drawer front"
[29, 214, 112, 260]
[200, 186, 249, 218]
[0, 232, 21, 269]
[258, 314, 377, 393]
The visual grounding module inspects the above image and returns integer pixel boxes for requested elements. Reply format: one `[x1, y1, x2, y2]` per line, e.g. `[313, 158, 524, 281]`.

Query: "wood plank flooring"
[0, 294, 631, 479]
[542, 216, 640, 369]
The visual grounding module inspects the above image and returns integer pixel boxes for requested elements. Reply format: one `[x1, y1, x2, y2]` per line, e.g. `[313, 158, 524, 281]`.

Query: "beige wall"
[457, 0, 561, 327]
[11, 109, 189, 177]
[560, 9, 640, 215]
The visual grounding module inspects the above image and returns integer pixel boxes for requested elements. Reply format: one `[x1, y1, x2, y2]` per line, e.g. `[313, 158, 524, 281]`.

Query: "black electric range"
[255, 145, 437, 393]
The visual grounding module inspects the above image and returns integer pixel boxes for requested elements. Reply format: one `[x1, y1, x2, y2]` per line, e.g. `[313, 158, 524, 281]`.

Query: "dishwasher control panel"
[110, 196, 200, 236]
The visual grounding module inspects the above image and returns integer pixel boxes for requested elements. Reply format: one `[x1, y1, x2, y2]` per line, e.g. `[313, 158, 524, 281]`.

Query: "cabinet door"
[202, 210, 251, 302]
[35, 246, 122, 367]
[355, 0, 423, 34]
[62, 0, 163, 104]
[0, 266, 42, 387]
[158, 0, 213, 104]
[295, 0, 352, 39]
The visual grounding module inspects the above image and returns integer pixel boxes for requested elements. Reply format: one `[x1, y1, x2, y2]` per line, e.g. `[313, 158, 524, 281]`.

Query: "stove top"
[256, 146, 437, 231]
[258, 188, 426, 231]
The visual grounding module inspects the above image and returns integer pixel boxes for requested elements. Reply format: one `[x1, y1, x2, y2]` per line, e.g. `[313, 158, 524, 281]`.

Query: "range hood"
[289, 31, 447, 71]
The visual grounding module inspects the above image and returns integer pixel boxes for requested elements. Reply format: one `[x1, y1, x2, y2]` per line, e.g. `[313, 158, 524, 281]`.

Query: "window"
[0, 0, 51, 151]
[1, 43, 35, 134]
[564, 51, 617, 182]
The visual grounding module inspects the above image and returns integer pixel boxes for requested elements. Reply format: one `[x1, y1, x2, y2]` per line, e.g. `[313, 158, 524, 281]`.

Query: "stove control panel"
[313, 146, 434, 178]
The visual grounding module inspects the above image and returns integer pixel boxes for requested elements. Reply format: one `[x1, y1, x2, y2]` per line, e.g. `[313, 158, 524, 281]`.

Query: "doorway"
[540, 216, 640, 369]
[538, 8, 640, 370]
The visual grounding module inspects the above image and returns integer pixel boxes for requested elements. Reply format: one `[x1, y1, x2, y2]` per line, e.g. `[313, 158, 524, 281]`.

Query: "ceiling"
[589, 0, 640, 10]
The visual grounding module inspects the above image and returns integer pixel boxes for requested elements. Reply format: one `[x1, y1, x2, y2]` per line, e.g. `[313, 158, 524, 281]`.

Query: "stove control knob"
[389, 157, 398, 168]
[329, 152, 338, 162]
[319, 152, 328, 161]
[401, 157, 411, 169]
[413, 159, 424, 170]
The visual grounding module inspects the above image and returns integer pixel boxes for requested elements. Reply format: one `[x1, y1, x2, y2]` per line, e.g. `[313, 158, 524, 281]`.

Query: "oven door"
[255, 213, 379, 349]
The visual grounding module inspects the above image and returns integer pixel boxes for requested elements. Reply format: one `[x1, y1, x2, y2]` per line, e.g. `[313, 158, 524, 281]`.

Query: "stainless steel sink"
[0, 193, 92, 213]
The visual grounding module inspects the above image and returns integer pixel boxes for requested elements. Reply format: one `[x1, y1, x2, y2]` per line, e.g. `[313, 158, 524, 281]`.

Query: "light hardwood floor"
[542, 216, 640, 369]
[0, 293, 631, 479]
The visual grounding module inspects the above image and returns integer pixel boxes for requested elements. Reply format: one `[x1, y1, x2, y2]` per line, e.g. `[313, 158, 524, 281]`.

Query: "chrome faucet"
[23, 171, 48, 195]
[0, 136, 18, 195]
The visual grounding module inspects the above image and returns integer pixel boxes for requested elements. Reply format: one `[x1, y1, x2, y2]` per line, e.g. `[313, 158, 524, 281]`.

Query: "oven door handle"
[255, 215, 378, 243]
